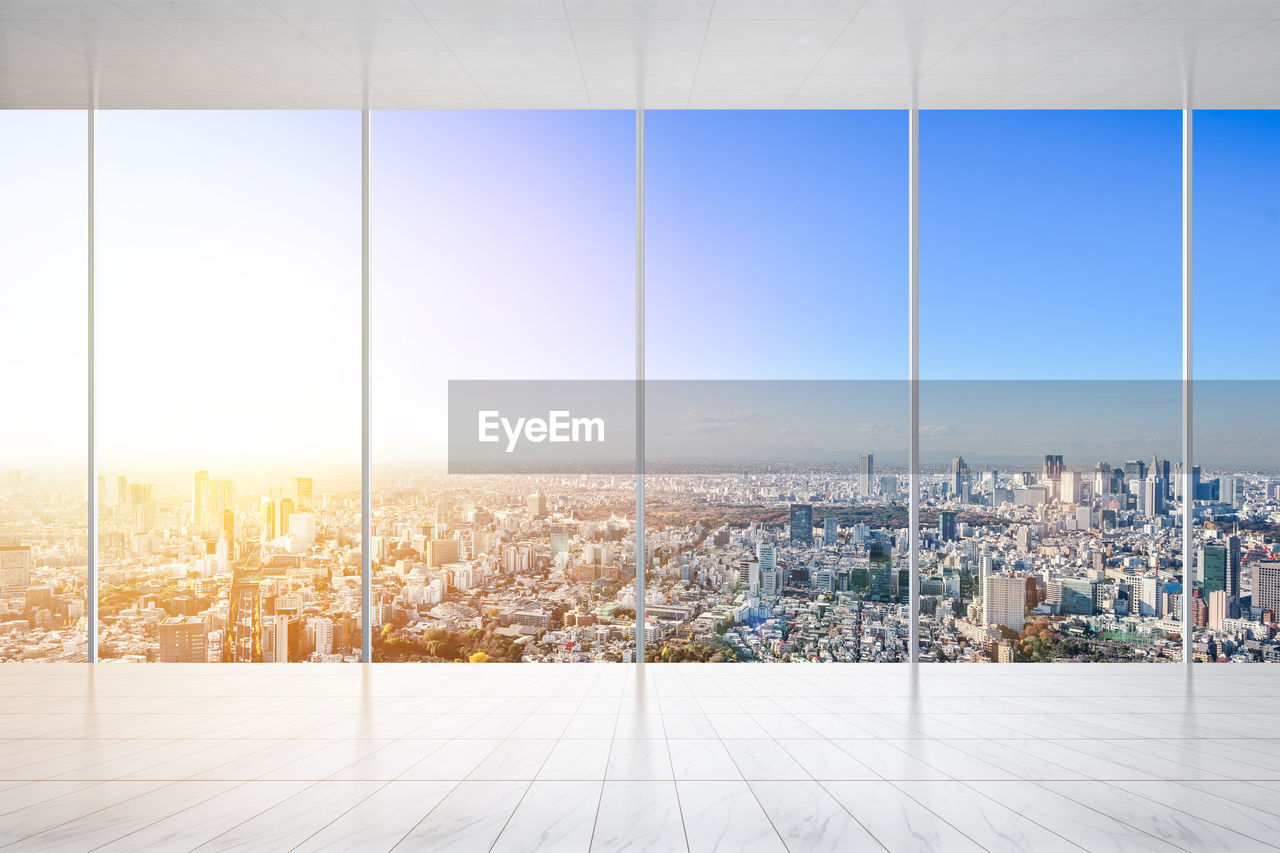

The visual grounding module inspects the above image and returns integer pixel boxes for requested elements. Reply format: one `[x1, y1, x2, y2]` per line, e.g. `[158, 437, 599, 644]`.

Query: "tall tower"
[1225, 534, 1242, 599]
[951, 456, 970, 500]
[293, 477, 313, 513]
[789, 504, 813, 545]
[193, 469, 210, 531]
[858, 454, 874, 497]
[277, 497, 294, 538]
[209, 479, 234, 538]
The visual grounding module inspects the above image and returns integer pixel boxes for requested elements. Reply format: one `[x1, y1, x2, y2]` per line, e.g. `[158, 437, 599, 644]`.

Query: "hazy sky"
[371, 110, 635, 465]
[0, 111, 86, 469]
[3, 109, 1277, 472]
[94, 111, 361, 473]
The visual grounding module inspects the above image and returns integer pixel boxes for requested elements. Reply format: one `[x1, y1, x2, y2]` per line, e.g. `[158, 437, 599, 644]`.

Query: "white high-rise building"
[1139, 576, 1163, 618]
[985, 574, 1027, 632]
[312, 616, 335, 656]
[1060, 470, 1081, 504]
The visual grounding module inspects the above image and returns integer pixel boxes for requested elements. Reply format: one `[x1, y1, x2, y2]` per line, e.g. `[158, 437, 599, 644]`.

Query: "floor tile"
[195, 781, 385, 852]
[823, 780, 984, 853]
[591, 781, 687, 852]
[393, 780, 529, 852]
[293, 780, 457, 852]
[606, 738, 673, 780]
[492, 780, 601, 853]
[669, 739, 743, 781]
[890, 780, 1080, 853]
[677, 781, 786, 853]
[749, 780, 883, 852]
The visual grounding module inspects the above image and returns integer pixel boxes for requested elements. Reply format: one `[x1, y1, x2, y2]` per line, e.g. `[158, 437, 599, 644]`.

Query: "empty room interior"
[2, 0, 1280, 851]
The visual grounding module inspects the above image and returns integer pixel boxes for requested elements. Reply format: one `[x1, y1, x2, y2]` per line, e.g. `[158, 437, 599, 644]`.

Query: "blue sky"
[646, 109, 907, 381]
[1193, 110, 1280, 379]
[4, 108, 1278, 469]
[920, 110, 1184, 380]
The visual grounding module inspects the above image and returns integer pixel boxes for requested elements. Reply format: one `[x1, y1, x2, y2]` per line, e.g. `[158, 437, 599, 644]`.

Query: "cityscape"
[4, 452, 1278, 665]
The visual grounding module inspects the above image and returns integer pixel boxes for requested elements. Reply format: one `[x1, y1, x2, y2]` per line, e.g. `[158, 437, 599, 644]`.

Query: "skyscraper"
[1139, 576, 1164, 618]
[293, 476, 313, 513]
[789, 504, 813, 545]
[1060, 470, 1081, 504]
[951, 456, 969, 500]
[823, 517, 838, 547]
[193, 469, 209, 531]
[197, 477, 234, 539]
[1123, 460, 1146, 482]
[756, 542, 776, 572]
[1199, 544, 1227, 596]
[985, 574, 1028, 632]
[938, 510, 958, 542]
[312, 616, 335, 656]
[1143, 476, 1164, 517]
[1208, 589, 1228, 630]
[858, 453, 874, 497]
[1220, 476, 1243, 509]
[1225, 534, 1241, 599]
[1095, 463, 1113, 494]
[259, 497, 274, 541]
[277, 497, 294, 539]
[1043, 454, 1064, 482]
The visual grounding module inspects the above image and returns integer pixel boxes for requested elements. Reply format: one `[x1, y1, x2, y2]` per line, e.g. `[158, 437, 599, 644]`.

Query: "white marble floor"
[0, 664, 1276, 852]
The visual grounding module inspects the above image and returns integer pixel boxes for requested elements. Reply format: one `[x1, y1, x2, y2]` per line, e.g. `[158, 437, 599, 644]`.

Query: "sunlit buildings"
[985, 574, 1028, 632]
[0, 545, 32, 594]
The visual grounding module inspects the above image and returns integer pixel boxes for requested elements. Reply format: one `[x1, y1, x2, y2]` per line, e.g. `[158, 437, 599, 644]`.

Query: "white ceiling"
[2, 0, 1279, 109]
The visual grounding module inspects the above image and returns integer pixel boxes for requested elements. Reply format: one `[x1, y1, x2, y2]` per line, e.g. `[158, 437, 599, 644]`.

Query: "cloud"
[669, 410, 761, 435]
[919, 424, 954, 436]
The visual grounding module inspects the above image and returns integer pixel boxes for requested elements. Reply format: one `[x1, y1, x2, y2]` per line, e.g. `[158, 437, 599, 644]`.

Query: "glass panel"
[1193, 110, 1280, 662]
[96, 112, 361, 662]
[0, 111, 88, 662]
[372, 111, 636, 663]
[920, 111, 1182, 663]
[644, 110, 909, 663]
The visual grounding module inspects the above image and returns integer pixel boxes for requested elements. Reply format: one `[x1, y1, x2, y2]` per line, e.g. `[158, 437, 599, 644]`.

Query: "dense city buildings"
[0, 473, 87, 662]
[4, 450, 1280, 664]
[0, 469, 363, 663]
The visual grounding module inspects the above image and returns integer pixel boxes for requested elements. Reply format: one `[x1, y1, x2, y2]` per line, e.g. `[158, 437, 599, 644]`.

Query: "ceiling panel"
[1, 0, 1278, 108]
